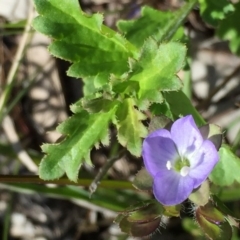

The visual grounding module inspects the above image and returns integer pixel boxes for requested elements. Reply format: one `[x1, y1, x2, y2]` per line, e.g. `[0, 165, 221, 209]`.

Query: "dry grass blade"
[2, 115, 38, 172]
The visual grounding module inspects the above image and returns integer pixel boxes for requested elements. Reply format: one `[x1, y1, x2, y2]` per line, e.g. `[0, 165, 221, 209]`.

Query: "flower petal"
[171, 115, 203, 157]
[153, 170, 194, 205]
[189, 140, 219, 188]
[142, 129, 178, 176]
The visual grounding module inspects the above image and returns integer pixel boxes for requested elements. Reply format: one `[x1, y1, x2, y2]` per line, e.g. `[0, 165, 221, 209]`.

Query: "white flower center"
[180, 166, 190, 177]
[166, 161, 172, 170]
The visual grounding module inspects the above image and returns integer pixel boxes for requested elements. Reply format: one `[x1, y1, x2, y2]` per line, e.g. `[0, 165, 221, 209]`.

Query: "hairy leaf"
[126, 39, 186, 108]
[209, 145, 240, 186]
[149, 102, 174, 120]
[117, 6, 184, 48]
[199, 0, 234, 26]
[40, 107, 117, 181]
[217, 2, 240, 55]
[115, 99, 147, 156]
[32, 0, 136, 87]
[79, 97, 118, 113]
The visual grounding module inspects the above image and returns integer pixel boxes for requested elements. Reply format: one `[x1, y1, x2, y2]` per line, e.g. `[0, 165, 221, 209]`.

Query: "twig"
[197, 64, 240, 110]
[89, 149, 126, 195]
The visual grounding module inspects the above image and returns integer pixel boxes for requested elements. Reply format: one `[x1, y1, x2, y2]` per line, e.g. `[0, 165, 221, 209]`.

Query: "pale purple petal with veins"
[171, 115, 203, 157]
[188, 140, 219, 188]
[153, 170, 194, 205]
[142, 129, 178, 176]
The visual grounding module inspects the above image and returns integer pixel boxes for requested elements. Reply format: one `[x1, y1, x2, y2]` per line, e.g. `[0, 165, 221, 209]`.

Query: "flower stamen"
[174, 157, 190, 173]
[180, 166, 190, 177]
[166, 161, 172, 170]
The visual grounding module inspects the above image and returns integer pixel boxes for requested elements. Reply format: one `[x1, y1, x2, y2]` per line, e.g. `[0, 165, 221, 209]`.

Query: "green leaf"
[127, 39, 186, 108]
[80, 97, 118, 113]
[40, 107, 117, 182]
[218, 186, 240, 202]
[217, 2, 240, 55]
[115, 98, 147, 156]
[156, 0, 197, 42]
[117, 6, 184, 48]
[209, 145, 240, 186]
[164, 91, 205, 126]
[32, 0, 136, 87]
[149, 102, 174, 120]
[117, 0, 198, 46]
[199, 0, 234, 26]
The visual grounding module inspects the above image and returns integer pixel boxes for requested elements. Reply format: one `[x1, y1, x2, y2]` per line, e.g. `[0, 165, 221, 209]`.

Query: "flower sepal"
[114, 200, 162, 237]
[114, 199, 181, 237]
[195, 200, 233, 240]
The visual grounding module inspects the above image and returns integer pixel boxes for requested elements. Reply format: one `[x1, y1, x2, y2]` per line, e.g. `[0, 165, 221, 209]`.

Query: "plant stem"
[89, 149, 126, 195]
[0, 175, 135, 189]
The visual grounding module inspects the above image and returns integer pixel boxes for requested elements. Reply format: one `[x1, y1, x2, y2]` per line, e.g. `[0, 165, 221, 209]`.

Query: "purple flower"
[142, 115, 219, 206]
